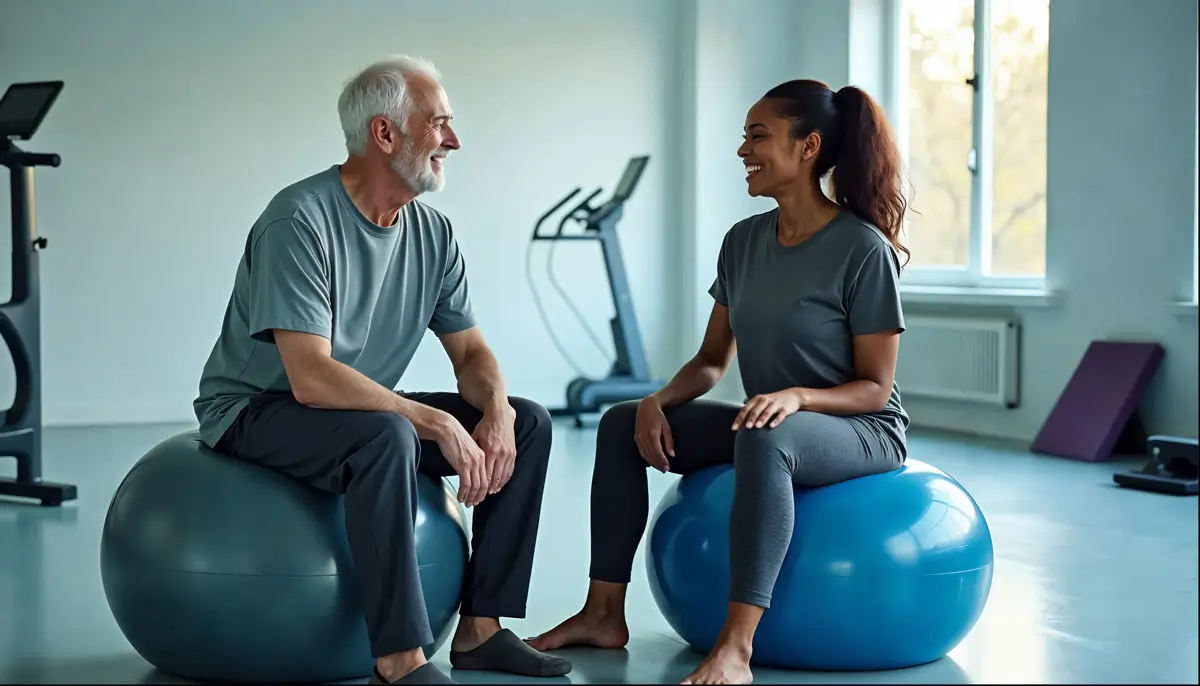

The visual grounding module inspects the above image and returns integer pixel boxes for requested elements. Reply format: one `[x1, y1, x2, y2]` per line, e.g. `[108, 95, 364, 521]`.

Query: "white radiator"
[896, 315, 1021, 408]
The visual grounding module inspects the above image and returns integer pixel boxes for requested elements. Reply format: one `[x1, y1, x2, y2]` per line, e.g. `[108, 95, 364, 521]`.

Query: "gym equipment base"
[1114, 435, 1198, 496]
[549, 374, 664, 427]
[548, 407, 601, 427]
[0, 473, 78, 506]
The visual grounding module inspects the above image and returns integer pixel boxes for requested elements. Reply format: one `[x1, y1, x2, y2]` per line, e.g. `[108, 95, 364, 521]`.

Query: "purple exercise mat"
[1030, 340, 1164, 462]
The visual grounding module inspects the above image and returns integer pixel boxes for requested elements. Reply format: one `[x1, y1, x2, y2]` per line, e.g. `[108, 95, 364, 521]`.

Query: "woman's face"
[737, 98, 821, 198]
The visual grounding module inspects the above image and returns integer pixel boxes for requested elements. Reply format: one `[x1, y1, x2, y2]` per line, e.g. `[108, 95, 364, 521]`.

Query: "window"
[891, 0, 1050, 289]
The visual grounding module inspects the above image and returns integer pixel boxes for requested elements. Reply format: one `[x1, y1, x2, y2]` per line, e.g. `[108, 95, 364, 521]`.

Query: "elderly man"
[193, 56, 569, 685]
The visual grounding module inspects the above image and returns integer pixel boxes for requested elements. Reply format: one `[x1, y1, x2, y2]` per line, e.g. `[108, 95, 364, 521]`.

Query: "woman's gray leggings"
[589, 399, 905, 608]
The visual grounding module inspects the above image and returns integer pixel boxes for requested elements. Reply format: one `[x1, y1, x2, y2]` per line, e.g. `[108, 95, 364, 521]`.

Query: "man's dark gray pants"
[215, 390, 554, 658]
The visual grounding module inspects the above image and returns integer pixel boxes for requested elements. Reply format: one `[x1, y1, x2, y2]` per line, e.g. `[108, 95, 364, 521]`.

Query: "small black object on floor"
[0, 80, 78, 507]
[1114, 435, 1199, 496]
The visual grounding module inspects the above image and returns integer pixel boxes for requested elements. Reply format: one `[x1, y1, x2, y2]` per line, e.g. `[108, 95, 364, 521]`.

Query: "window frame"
[886, 0, 1048, 292]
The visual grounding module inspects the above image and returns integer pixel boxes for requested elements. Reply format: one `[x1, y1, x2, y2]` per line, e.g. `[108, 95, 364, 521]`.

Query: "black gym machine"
[528, 155, 664, 427]
[0, 81, 77, 506]
[1113, 435, 1198, 496]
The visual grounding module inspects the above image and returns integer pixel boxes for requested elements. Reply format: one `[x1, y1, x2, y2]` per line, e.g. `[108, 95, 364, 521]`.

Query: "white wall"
[0, 0, 684, 426]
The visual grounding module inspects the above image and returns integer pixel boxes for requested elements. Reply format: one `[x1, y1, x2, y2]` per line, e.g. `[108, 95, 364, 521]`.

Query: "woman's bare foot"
[525, 610, 630, 651]
[681, 601, 763, 684]
[680, 643, 753, 685]
[527, 579, 631, 651]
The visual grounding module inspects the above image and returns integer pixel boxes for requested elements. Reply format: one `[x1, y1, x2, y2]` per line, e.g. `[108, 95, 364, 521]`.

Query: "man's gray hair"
[337, 55, 441, 155]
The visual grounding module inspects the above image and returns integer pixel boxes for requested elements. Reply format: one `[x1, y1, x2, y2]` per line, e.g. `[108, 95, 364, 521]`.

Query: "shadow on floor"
[0, 631, 973, 685]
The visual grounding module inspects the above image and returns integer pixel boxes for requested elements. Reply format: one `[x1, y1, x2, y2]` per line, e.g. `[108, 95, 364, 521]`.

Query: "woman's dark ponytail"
[763, 80, 911, 267]
[830, 86, 910, 267]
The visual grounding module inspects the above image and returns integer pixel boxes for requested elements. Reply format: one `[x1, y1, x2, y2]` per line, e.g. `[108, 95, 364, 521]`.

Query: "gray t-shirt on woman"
[709, 208, 910, 451]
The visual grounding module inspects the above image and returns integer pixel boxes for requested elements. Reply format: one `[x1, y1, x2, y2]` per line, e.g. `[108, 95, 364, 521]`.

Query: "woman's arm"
[650, 302, 737, 408]
[734, 329, 900, 430]
[794, 329, 900, 415]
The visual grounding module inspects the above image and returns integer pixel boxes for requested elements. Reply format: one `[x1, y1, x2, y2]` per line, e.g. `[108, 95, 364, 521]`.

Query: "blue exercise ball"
[646, 460, 993, 671]
[100, 431, 468, 683]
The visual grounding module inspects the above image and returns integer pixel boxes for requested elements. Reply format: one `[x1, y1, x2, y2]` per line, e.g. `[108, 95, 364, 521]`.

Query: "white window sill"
[900, 284, 1061, 308]
[1172, 300, 1198, 319]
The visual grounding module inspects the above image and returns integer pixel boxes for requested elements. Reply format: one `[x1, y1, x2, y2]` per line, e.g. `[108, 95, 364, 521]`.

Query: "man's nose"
[442, 126, 461, 150]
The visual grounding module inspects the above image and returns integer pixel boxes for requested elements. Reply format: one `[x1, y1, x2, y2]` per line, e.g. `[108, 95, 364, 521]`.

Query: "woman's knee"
[732, 422, 800, 476]
[597, 400, 639, 443]
[594, 400, 649, 471]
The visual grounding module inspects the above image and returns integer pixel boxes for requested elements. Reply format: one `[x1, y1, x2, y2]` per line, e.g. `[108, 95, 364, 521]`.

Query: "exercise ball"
[646, 460, 993, 671]
[100, 431, 469, 683]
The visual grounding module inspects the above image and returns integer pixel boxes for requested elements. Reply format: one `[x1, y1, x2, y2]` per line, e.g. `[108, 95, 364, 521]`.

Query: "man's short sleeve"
[246, 219, 332, 343]
[428, 235, 476, 335]
[847, 242, 906, 336]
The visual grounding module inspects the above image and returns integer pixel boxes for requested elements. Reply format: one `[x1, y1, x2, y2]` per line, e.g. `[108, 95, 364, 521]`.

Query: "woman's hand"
[732, 389, 806, 430]
[634, 396, 674, 472]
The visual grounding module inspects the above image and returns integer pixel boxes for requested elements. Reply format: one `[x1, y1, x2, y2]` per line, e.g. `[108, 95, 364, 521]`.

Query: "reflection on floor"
[2, 420, 1197, 684]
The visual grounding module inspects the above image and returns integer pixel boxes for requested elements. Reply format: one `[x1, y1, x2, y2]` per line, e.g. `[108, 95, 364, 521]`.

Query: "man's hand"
[432, 416, 490, 507]
[473, 402, 517, 495]
[732, 389, 807, 430]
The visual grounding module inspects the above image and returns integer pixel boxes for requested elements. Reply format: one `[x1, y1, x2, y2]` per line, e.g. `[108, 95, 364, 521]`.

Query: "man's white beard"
[391, 138, 444, 194]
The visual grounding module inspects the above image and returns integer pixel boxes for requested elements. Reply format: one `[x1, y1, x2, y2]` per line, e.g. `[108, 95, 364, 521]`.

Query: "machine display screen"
[0, 82, 63, 139]
[613, 156, 649, 202]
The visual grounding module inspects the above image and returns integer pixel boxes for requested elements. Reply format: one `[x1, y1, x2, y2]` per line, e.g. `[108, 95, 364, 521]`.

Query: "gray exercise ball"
[100, 430, 468, 683]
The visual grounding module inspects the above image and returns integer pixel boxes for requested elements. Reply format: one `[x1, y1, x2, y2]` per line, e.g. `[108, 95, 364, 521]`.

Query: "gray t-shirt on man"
[193, 165, 475, 448]
[709, 208, 910, 452]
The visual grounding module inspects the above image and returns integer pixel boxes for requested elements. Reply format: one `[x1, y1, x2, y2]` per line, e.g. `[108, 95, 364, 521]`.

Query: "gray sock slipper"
[370, 663, 457, 684]
[449, 628, 572, 677]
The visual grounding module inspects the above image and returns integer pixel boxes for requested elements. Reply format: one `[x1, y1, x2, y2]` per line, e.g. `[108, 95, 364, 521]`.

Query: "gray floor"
[1, 420, 1197, 685]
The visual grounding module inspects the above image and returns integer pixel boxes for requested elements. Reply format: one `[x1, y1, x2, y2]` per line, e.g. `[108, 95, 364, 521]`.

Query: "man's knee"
[509, 395, 552, 428]
[509, 396, 552, 443]
[353, 411, 420, 467]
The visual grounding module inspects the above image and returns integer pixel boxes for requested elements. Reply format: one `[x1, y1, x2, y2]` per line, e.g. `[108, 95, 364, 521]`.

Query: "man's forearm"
[291, 357, 451, 440]
[455, 349, 512, 416]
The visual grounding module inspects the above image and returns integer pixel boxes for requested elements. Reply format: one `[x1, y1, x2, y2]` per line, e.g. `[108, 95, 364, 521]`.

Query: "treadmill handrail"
[556, 188, 603, 237]
[531, 187, 581, 240]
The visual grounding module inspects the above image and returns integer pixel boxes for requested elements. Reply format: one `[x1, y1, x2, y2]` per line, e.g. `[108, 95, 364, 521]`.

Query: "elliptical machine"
[528, 155, 663, 427]
[0, 81, 78, 506]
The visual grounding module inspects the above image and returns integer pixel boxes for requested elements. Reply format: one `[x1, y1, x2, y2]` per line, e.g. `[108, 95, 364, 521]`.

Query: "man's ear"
[369, 116, 399, 155]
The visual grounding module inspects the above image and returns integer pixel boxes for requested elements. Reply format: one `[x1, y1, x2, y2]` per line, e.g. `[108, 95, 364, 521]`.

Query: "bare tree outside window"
[901, 0, 1049, 280]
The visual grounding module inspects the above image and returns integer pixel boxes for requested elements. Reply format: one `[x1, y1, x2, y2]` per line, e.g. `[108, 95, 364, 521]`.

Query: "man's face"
[391, 77, 460, 194]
